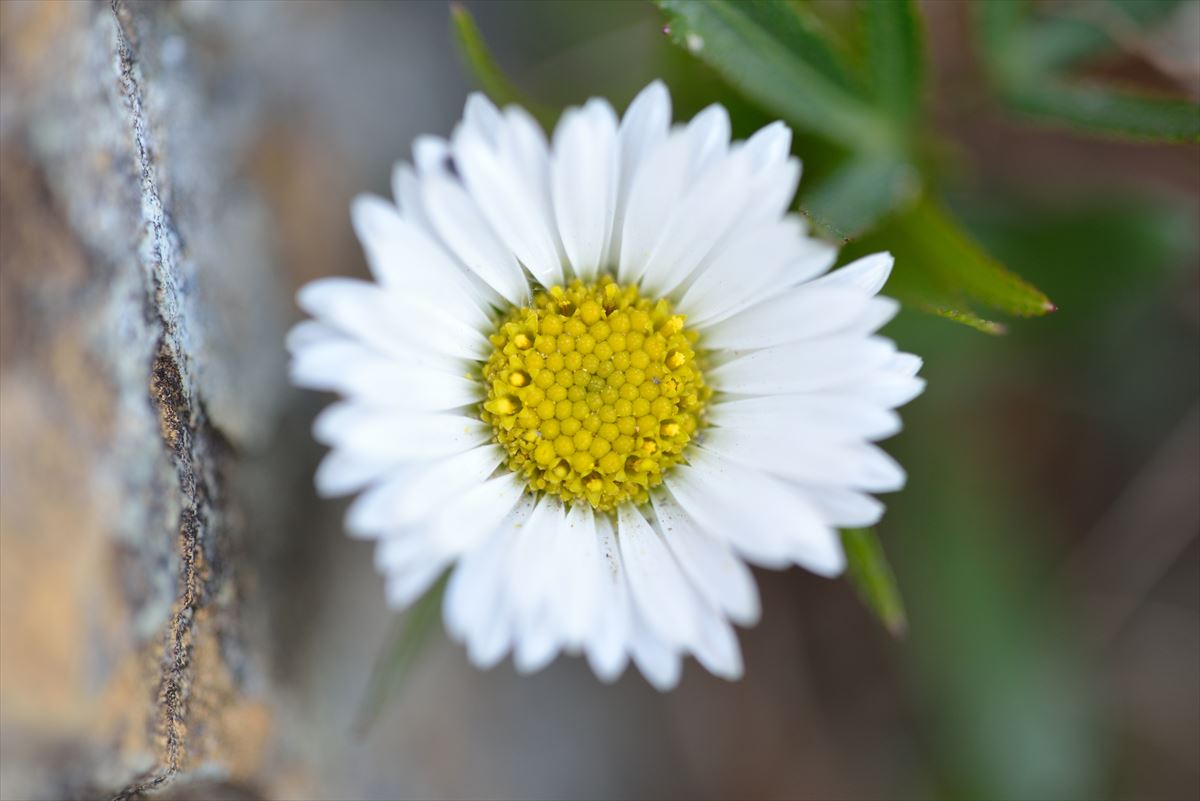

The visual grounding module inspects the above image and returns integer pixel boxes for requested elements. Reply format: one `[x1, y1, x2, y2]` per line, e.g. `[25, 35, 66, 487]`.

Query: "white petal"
[618, 129, 692, 285]
[678, 217, 836, 328]
[444, 528, 503, 642]
[665, 464, 795, 569]
[610, 80, 671, 261]
[288, 339, 479, 410]
[649, 491, 761, 626]
[297, 277, 485, 363]
[709, 394, 901, 441]
[420, 172, 531, 306]
[809, 252, 894, 296]
[555, 503, 601, 649]
[413, 135, 453, 175]
[312, 405, 490, 462]
[391, 163, 435, 234]
[444, 495, 535, 657]
[452, 113, 564, 287]
[585, 514, 632, 682]
[286, 319, 340, 352]
[423, 471, 526, 558]
[551, 99, 619, 281]
[469, 599, 516, 670]
[463, 92, 503, 144]
[685, 104, 731, 175]
[840, 371, 921, 407]
[349, 194, 492, 326]
[638, 150, 755, 297]
[671, 450, 845, 575]
[743, 121, 792, 170]
[507, 494, 568, 623]
[799, 485, 885, 528]
[384, 555, 448, 609]
[513, 609, 561, 675]
[344, 444, 504, 536]
[886, 351, 923, 377]
[629, 616, 682, 691]
[616, 504, 699, 650]
[746, 156, 801, 225]
[314, 450, 405, 499]
[507, 495, 570, 672]
[701, 286, 872, 350]
[289, 338, 378, 391]
[691, 608, 743, 681]
[734, 122, 800, 225]
[707, 336, 897, 396]
[841, 296, 900, 335]
[339, 361, 481, 412]
[702, 428, 907, 493]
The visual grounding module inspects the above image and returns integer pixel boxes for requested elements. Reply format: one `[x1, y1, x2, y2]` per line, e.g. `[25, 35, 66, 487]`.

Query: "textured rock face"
[0, 2, 284, 796]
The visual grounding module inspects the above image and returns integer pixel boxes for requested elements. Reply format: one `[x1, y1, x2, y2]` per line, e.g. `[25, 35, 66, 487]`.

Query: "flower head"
[289, 82, 924, 689]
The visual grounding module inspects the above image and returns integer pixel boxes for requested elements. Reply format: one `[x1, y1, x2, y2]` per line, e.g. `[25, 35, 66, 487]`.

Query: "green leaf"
[953, 194, 1199, 338]
[970, 0, 1200, 142]
[928, 307, 1008, 336]
[841, 528, 907, 637]
[802, 155, 920, 241]
[656, 0, 896, 152]
[863, 0, 925, 128]
[884, 197, 1056, 322]
[1021, 0, 1185, 72]
[889, 413, 1107, 799]
[840, 196, 1054, 333]
[1002, 81, 1200, 143]
[450, 3, 555, 126]
[973, 0, 1030, 80]
[353, 573, 447, 736]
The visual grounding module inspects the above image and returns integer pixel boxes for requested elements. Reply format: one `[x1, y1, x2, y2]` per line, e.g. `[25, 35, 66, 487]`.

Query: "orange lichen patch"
[171, 606, 272, 779]
[0, 379, 116, 731]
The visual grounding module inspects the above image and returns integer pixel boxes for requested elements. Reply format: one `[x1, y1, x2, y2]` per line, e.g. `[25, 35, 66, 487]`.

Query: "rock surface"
[1, 2, 283, 796]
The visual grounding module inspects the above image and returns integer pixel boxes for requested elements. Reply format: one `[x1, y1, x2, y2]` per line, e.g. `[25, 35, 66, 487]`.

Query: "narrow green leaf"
[1022, 0, 1185, 72]
[955, 194, 1199, 335]
[863, 0, 925, 127]
[656, 0, 895, 152]
[841, 528, 907, 637]
[802, 155, 920, 241]
[885, 197, 1056, 321]
[929, 307, 1008, 336]
[353, 573, 447, 736]
[973, 0, 1030, 80]
[1003, 81, 1200, 143]
[450, 3, 555, 126]
[970, 0, 1200, 142]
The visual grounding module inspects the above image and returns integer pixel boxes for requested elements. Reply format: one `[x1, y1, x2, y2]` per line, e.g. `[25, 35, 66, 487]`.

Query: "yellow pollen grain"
[480, 277, 709, 512]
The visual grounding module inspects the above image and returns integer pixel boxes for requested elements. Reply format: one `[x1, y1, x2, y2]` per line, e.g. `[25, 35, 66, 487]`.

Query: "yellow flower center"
[481, 278, 709, 512]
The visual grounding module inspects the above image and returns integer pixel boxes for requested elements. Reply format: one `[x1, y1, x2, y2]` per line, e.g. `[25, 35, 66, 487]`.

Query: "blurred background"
[0, 1, 1197, 799]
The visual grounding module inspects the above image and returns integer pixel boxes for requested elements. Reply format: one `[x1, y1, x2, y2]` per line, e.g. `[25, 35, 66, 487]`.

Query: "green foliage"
[354, 573, 447, 736]
[889, 410, 1107, 800]
[999, 81, 1200, 143]
[656, 0, 893, 152]
[841, 528, 908, 637]
[802, 155, 919, 241]
[450, 3, 555, 125]
[654, 0, 1058, 334]
[972, 0, 1200, 142]
[885, 199, 1056, 319]
[1020, 0, 1181, 72]
[955, 195, 1199, 336]
[863, 0, 924, 130]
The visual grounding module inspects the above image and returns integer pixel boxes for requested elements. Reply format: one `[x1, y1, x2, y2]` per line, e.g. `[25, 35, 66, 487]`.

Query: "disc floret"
[482, 278, 709, 512]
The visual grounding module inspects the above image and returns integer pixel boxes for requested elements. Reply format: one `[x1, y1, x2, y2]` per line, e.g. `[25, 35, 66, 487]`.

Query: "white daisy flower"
[288, 81, 924, 690]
